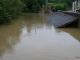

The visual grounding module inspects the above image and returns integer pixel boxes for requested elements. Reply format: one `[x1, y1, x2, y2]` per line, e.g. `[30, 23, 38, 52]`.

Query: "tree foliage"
[54, 4, 67, 10]
[21, 0, 45, 13]
[0, 0, 25, 24]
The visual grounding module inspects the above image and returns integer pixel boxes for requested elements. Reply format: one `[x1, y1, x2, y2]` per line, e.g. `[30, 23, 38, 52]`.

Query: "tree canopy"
[21, 0, 45, 12]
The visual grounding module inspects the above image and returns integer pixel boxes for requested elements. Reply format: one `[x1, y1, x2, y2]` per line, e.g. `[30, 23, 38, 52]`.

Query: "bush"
[54, 4, 67, 10]
[46, 3, 67, 11]
[28, 4, 41, 13]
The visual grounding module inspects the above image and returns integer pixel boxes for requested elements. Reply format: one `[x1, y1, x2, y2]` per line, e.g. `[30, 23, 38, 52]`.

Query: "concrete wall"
[77, 0, 80, 10]
[72, 1, 77, 12]
[72, 0, 80, 12]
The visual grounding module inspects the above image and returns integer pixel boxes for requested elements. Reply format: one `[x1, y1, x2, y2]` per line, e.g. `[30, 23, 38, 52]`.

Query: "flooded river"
[0, 13, 80, 60]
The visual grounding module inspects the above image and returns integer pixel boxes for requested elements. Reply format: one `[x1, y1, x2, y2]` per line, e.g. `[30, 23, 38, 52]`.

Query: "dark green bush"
[28, 4, 41, 13]
[21, 0, 45, 13]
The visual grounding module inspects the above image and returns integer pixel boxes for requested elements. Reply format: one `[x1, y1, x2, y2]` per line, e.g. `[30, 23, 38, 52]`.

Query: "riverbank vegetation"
[21, 0, 45, 13]
[0, 0, 25, 24]
[49, 0, 73, 6]
[46, 3, 67, 11]
[0, 0, 73, 24]
[47, 0, 73, 11]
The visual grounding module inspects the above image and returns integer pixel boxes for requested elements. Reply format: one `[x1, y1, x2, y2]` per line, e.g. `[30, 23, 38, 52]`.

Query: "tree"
[21, 0, 45, 13]
[0, 0, 25, 24]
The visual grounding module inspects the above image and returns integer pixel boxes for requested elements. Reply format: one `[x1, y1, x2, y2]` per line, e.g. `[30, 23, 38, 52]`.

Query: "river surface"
[0, 13, 80, 60]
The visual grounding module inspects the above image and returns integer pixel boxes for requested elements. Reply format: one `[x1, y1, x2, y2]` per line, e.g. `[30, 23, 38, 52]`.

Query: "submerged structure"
[46, 12, 78, 28]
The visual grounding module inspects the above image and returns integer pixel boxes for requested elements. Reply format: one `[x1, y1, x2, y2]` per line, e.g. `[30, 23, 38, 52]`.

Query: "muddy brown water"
[0, 13, 80, 60]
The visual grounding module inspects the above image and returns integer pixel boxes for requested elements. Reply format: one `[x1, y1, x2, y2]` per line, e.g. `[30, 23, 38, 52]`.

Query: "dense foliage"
[46, 3, 67, 10]
[21, 0, 45, 13]
[54, 4, 67, 10]
[0, 0, 25, 24]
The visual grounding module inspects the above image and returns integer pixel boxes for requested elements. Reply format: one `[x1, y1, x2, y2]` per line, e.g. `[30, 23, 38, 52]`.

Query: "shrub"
[54, 4, 67, 10]
[46, 3, 67, 12]
[21, 0, 45, 13]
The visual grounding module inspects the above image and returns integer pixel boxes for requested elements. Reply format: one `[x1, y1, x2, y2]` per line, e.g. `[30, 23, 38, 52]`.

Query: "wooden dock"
[46, 12, 78, 28]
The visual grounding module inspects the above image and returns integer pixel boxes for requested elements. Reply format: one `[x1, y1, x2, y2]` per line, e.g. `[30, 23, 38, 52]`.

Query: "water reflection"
[57, 28, 80, 42]
[0, 13, 51, 58]
[21, 13, 51, 34]
[0, 17, 23, 57]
